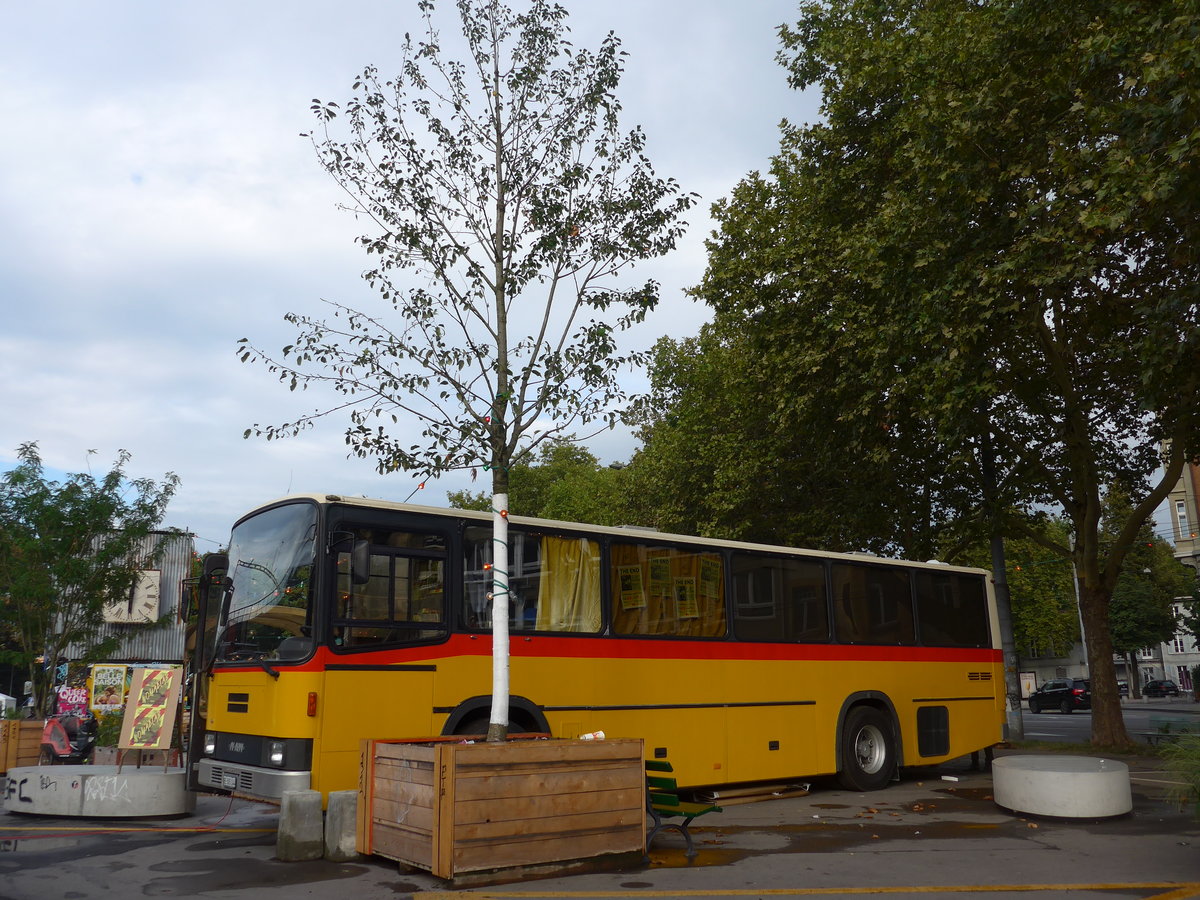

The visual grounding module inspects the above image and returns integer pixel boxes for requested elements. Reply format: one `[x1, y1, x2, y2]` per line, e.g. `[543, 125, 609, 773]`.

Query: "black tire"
[837, 706, 895, 792]
[1059, 699, 1072, 714]
[1029, 699, 1041, 714]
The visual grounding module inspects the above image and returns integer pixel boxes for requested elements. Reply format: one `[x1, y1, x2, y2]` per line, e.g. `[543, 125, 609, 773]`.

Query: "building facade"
[64, 530, 195, 664]
[1166, 462, 1200, 569]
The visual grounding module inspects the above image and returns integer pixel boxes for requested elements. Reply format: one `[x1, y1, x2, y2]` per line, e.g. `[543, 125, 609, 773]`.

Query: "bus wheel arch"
[835, 693, 901, 792]
[442, 695, 550, 737]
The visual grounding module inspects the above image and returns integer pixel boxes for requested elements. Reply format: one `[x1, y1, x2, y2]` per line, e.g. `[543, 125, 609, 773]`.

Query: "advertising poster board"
[90, 664, 129, 712]
[118, 667, 183, 751]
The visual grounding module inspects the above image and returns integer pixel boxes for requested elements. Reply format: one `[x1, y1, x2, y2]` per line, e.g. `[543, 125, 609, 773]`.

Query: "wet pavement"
[2, 745, 1198, 900]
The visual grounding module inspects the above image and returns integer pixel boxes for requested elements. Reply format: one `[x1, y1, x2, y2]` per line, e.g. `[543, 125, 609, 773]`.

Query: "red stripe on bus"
[222, 633, 1001, 673]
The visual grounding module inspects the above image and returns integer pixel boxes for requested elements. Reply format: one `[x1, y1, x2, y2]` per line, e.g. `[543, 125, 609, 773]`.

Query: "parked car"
[1028, 678, 1091, 714]
[1117, 681, 1129, 697]
[1143, 679, 1181, 698]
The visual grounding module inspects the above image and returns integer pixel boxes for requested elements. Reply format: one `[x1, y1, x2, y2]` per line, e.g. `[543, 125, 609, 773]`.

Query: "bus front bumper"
[196, 757, 311, 800]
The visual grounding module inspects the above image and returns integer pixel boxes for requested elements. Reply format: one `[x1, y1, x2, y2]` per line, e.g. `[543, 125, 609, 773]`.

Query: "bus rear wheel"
[454, 714, 491, 738]
[837, 706, 895, 792]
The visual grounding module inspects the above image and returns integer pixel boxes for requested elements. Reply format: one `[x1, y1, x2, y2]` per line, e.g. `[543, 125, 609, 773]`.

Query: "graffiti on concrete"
[3, 776, 32, 804]
[83, 775, 130, 805]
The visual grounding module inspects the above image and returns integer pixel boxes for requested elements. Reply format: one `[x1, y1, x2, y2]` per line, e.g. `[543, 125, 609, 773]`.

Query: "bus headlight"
[203, 732, 217, 755]
[268, 740, 285, 767]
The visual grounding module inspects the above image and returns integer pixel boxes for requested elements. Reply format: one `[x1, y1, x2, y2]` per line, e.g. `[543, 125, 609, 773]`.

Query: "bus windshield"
[217, 502, 317, 662]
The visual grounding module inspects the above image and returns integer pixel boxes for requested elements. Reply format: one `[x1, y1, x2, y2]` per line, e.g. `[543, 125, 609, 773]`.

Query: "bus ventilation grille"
[206, 766, 255, 792]
[967, 672, 993, 681]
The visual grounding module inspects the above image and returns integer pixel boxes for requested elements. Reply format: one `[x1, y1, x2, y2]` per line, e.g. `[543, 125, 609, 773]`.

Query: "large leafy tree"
[1105, 488, 1196, 694]
[237, 0, 694, 739]
[631, 329, 979, 557]
[447, 438, 634, 525]
[0, 443, 179, 716]
[694, 1, 1200, 746]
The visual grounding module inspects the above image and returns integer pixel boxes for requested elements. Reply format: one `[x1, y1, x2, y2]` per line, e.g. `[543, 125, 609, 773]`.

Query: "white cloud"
[0, 0, 814, 546]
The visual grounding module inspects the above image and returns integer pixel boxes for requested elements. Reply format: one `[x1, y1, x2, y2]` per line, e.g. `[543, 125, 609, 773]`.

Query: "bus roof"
[238, 493, 990, 577]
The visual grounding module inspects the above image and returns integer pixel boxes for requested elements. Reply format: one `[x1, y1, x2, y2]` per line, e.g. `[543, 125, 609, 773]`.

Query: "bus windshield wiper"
[253, 657, 280, 680]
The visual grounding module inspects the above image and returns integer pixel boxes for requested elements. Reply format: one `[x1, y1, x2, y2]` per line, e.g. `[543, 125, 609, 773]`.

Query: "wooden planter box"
[358, 737, 645, 881]
[0, 720, 45, 773]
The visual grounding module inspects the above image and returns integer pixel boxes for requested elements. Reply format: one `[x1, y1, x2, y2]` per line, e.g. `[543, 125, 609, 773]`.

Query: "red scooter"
[38, 713, 98, 765]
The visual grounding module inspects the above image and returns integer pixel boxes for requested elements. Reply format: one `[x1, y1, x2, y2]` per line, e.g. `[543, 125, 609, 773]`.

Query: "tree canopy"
[238, 0, 695, 497]
[447, 437, 634, 526]
[686, 0, 1200, 746]
[0, 443, 179, 715]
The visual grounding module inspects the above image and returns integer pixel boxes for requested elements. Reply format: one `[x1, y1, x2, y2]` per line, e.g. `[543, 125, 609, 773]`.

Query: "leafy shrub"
[1162, 733, 1200, 819]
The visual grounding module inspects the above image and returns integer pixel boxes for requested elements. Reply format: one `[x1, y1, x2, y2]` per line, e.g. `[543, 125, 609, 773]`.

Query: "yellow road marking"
[415, 890, 1198, 898]
[0, 825, 272, 834]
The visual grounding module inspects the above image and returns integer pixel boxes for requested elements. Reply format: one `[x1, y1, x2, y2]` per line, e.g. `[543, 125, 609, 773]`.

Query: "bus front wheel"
[837, 706, 895, 792]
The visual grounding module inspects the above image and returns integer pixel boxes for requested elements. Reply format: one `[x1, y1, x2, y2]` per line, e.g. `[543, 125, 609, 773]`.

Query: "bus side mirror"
[202, 553, 229, 583]
[351, 540, 371, 585]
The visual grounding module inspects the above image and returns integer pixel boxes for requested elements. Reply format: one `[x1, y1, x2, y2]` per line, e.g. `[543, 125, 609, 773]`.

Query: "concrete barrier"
[325, 790, 360, 862]
[276, 789, 324, 861]
[993, 755, 1132, 818]
[2, 764, 194, 817]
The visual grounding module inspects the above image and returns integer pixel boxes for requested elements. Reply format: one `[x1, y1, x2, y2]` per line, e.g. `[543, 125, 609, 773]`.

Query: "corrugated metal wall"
[66, 531, 195, 663]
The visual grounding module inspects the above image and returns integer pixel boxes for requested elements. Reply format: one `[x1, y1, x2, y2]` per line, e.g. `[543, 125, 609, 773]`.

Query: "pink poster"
[56, 684, 89, 716]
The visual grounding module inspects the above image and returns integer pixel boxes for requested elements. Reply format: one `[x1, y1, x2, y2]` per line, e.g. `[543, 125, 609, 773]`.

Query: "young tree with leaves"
[1105, 490, 1195, 695]
[0, 443, 179, 716]
[238, 0, 694, 740]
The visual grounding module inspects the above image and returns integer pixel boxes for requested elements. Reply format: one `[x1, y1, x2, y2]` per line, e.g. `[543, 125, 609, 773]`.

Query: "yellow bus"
[191, 494, 1004, 802]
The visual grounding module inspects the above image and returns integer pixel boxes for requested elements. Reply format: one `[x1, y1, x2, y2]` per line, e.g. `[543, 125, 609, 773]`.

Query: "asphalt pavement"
[1, 705, 1198, 900]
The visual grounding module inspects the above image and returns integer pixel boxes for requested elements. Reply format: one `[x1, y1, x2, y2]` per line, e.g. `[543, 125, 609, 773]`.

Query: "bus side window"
[461, 527, 601, 633]
[831, 563, 914, 644]
[915, 572, 989, 647]
[733, 554, 829, 642]
[611, 542, 726, 638]
[333, 527, 446, 648]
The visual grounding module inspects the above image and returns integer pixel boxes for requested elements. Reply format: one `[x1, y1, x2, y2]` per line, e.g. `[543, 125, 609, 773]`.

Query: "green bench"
[1135, 714, 1196, 746]
[645, 759, 722, 858]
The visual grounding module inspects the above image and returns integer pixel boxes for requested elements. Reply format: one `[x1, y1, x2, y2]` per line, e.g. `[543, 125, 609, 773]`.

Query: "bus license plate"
[222, 773, 237, 789]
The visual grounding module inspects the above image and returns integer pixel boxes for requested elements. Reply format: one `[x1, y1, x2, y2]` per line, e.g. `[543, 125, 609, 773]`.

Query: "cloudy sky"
[0, 1, 817, 549]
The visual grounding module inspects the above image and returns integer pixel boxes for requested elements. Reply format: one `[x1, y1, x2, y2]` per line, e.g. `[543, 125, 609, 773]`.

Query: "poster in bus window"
[617, 565, 646, 610]
[674, 577, 698, 619]
[648, 555, 672, 602]
[90, 664, 128, 712]
[118, 666, 183, 751]
[699, 557, 722, 605]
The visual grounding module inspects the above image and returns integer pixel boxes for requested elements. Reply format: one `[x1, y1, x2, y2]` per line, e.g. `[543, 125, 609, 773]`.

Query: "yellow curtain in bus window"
[118, 667, 183, 751]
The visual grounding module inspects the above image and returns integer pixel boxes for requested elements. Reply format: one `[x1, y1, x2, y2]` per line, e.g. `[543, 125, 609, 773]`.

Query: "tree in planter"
[238, 0, 694, 741]
[0, 443, 179, 717]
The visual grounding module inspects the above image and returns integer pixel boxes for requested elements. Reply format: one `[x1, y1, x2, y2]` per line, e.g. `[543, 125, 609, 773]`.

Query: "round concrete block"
[3, 765, 195, 817]
[993, 755, 1132, 818]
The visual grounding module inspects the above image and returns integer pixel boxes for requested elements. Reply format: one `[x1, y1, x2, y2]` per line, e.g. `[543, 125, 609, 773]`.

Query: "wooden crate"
[0, 720, 44, 772]
[359, 737, 645, 879]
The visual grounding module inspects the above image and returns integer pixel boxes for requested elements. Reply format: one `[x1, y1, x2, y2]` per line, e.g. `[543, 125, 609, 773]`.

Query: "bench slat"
[645, 758, 722, 859]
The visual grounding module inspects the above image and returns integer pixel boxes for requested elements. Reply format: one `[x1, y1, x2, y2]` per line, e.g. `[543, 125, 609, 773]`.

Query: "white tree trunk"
[487, 492, 510, 741]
